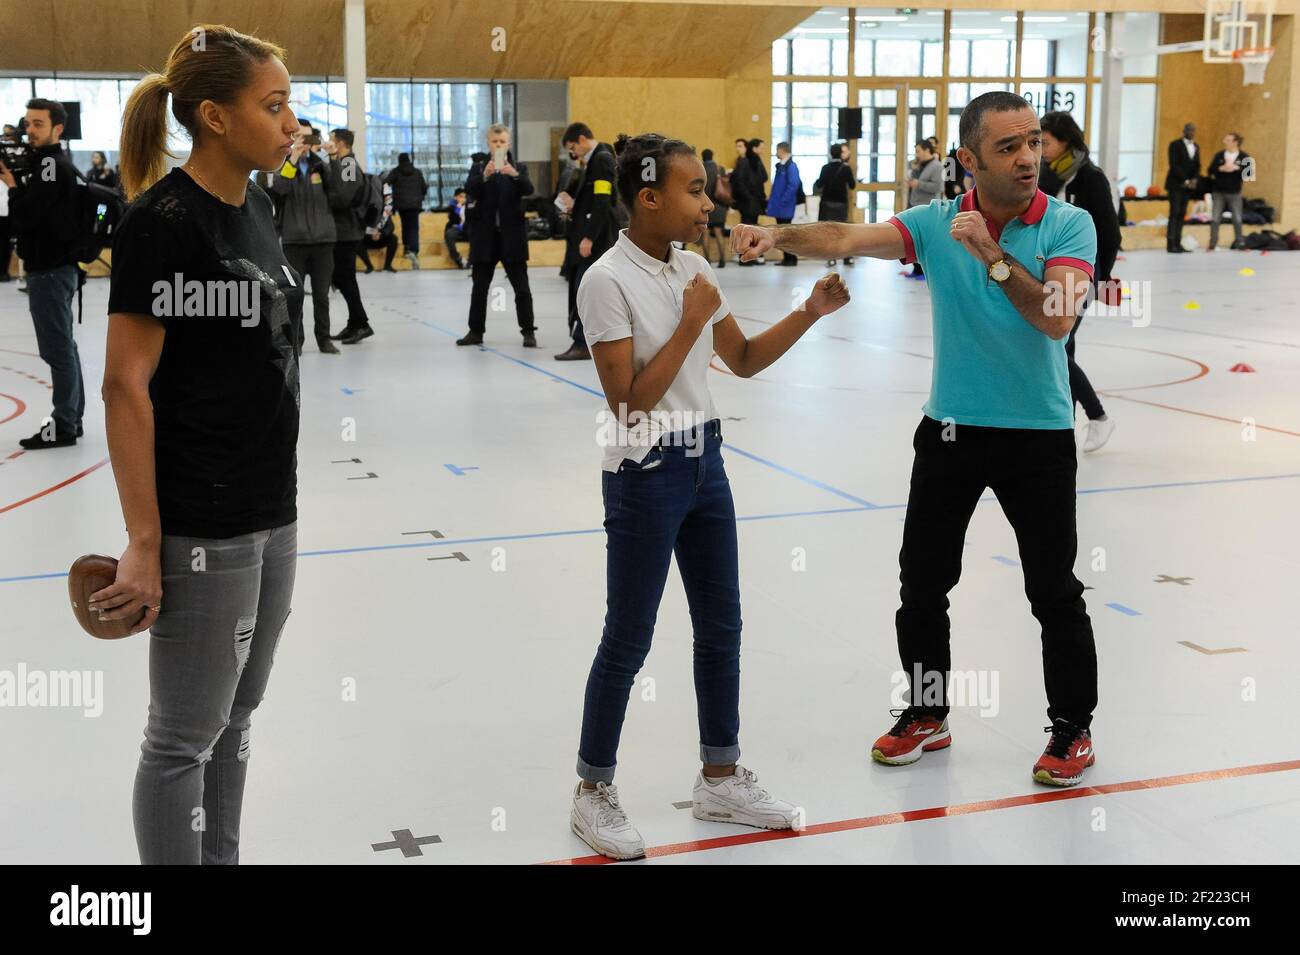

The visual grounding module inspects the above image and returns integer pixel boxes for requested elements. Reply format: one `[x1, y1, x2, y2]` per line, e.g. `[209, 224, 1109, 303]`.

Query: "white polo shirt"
[577, 229, 730, 472]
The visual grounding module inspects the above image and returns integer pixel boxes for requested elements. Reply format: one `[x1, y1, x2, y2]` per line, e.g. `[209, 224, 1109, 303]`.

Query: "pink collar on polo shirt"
[960, 187, 1048, 242]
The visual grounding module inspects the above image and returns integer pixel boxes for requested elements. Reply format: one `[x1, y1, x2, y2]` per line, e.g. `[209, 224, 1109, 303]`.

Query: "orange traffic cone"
[1229, 363, 1256, 373]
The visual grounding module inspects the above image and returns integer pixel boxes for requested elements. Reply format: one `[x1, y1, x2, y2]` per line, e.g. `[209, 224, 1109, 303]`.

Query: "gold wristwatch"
[988, 259, 1011, 282]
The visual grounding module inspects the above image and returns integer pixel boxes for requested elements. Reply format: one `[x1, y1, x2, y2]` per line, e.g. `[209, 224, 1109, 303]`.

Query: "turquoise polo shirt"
[889, 189, 1097, 430]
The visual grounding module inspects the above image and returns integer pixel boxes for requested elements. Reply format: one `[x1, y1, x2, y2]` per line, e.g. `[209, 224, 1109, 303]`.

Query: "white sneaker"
[692, 765, 800, 830]
[1082, 415, 1116, 453]
[571, 782, 645, 860]
[406, 250, 421, 270]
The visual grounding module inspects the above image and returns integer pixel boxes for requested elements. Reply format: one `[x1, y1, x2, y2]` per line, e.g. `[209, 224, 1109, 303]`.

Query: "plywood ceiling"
[2, 0, 811, 78]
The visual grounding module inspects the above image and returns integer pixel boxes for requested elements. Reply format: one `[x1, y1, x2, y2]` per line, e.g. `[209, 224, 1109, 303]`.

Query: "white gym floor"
[2, 246, 1298, 864]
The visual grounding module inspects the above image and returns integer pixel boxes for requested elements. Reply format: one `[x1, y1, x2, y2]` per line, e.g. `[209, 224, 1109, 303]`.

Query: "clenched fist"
[805, 272, 850, 318]
[730, 224, 775, 262]
[681, 273, 722, 332]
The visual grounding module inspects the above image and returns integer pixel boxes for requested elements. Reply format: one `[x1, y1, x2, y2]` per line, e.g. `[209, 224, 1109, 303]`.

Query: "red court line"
[1099, 392, 1300, 437]
[540, 757, 1300, 865]
[1085, 342, 1210, 391]
[0, 457, 110, 515]
[0, 392, 26, 425]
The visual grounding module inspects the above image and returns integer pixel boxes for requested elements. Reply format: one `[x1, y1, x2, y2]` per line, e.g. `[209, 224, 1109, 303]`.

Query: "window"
[772, 81, 847, 179]
[365, 80, 515, 208]
[951, 11, 1017, 77]
[773, 7, 849, 77]
[853, 9, 944, 77]
[1118, 83, 1158, 193]
[1020, 13, 1090, 77]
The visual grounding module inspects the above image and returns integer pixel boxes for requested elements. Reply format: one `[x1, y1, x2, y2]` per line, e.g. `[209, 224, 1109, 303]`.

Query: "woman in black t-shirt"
[94, 24, 304, 865]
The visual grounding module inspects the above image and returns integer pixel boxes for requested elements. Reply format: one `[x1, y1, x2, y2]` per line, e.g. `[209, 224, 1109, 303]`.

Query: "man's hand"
[556, 191, 573, 213]
[579, 237, 593, 258]
[731, 223, 775, 262]
[907, 178, 919, 189]
[499, 162, 518, 177]
[0, 160, 15, 189]
[805, 272, 850, 319]
[484, 159, 497, 177]
[949, 211, 1001, 266]
[288, 144, 308, 165]
[681, 273, 721, 333]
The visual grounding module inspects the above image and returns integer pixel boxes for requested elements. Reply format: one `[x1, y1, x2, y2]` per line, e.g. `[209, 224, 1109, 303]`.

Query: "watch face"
[990, 260, 1011, 282]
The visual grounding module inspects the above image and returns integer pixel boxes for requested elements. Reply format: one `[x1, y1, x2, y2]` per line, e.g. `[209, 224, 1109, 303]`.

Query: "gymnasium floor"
[2, 247, 1298, 864]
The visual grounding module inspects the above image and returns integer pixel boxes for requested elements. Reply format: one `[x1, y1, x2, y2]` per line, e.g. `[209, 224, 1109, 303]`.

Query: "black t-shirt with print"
[107, 168, 303, 539]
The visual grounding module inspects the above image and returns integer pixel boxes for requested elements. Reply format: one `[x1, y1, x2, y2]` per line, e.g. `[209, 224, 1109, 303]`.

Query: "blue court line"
[1106, 602, 1143, 616]
[412, 318, 877, 508]
[992, 555, 1020, 566]
[4, 470, 1298, 585]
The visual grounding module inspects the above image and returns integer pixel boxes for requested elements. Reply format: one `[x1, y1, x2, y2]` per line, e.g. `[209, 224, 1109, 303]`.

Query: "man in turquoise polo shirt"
[731, 91, 1099, 788]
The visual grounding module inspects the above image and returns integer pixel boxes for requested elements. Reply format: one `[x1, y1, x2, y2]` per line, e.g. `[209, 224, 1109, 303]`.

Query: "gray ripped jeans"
[132, 522, 297, 864]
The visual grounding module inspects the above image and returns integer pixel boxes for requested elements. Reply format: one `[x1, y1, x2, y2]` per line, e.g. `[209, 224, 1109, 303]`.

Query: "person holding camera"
[269, 122, 340, 354]
[0, 98, 86, 449]
[456, 124, 537, 347]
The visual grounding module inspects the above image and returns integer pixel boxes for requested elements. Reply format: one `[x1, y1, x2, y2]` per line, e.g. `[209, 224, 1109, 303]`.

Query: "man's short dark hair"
[959, 91, 1033, 153]
[454, 187, 466, 195]
[830, 142, 844, 159]
[776, 141, 791, 152]
[562, 122, 593, 144]
[331, 128, 354, 148]
[26, 97, 66, 129]
[701, 148, 714, 161]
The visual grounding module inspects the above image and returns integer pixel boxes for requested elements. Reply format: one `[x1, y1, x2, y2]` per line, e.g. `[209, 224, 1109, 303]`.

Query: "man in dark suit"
[458, 124, 537, 347]
[555, 122, 617, 361]
[1164, 122, 1200, 254]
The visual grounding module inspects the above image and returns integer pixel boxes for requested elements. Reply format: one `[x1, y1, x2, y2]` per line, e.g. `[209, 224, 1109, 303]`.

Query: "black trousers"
[443, 224, 465, 266]
[566, 255, 597, 347]
[775, 216, 797, 264]
[1166, 188, 1190, 250]
[0, 214, 12, 279]
[332, 240, 370, 332]
[896, 416, 1097, 728]
[1065, 317, 1104, 421]
[283, 242, 334, 350]
[396, 207, 421, 254]
[357, 232, 397, 271]
[1064, 246, 1115, 421]
[468, 232, 535, 335]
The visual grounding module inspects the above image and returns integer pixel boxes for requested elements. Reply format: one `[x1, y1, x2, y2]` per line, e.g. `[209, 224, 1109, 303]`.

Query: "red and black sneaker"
[1032, 719, 1096, 787]
[871, 707, 951, 766]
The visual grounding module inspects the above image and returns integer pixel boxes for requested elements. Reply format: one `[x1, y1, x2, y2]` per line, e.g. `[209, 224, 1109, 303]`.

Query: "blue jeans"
[27, 264, 84, 432]
[577, 420, 742, 782]
[133, 522, 297, 864]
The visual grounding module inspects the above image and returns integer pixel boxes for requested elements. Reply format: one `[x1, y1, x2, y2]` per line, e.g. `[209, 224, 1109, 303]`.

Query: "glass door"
[850, 82, 941, 223]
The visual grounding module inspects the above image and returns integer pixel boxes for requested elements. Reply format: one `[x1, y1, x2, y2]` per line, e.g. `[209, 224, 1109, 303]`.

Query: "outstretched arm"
[712, 272, 850, 378]
[731, 221, 903, 262]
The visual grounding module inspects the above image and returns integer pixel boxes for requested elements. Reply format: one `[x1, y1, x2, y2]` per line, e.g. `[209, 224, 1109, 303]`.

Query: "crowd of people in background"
[0, 84, 1262, 446]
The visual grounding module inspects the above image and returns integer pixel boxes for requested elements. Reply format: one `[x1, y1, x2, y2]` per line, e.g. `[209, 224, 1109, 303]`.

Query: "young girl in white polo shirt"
[570, 132, 850, 860]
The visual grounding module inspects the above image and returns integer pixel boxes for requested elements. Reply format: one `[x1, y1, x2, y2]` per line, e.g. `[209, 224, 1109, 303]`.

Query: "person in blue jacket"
[767, 141, 802, 266]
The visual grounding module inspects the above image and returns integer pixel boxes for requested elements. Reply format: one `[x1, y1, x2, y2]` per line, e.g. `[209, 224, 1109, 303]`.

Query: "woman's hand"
[89, 540, 162, 635]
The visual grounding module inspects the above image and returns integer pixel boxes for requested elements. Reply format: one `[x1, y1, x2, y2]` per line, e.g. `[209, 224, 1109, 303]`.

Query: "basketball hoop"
[1232, 46, 1273, 85]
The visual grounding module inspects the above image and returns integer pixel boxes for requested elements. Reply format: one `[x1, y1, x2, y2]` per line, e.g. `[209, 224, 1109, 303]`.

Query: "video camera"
[0, 140, 33, 177]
